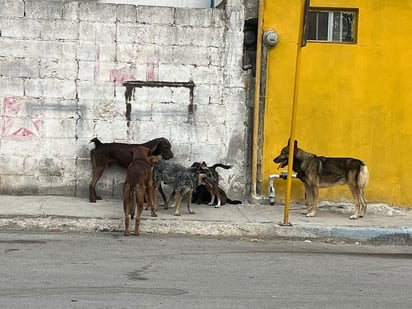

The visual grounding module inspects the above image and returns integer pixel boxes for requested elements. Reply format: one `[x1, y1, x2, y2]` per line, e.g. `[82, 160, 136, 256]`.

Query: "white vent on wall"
[98, 0, 223, 8]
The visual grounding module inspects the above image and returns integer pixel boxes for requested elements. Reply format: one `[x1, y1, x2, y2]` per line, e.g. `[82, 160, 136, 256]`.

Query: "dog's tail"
[210, 163, 232, 170]
[358, 164, 369, 189]
[226, 198, 242, 205]
[90, 137, 102, 147]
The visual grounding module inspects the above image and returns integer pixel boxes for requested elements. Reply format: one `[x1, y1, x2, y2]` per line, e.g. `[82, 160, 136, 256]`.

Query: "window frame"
[307, 8, 358, 44]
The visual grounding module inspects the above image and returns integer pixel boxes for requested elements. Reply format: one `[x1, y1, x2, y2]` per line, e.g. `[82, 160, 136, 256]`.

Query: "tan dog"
[274, 140, 369, 219]
[123, 146, 160, 236]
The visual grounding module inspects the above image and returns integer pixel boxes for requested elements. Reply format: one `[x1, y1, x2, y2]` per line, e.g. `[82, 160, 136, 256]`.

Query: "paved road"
[0, 232, 411, 309]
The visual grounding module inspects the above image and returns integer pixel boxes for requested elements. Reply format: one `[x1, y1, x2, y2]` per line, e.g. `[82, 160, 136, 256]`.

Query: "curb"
[1, 215, 411, 245]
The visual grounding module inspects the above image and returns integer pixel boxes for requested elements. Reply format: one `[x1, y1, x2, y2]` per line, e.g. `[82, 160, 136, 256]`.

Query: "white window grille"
[308, 10, 357, 43]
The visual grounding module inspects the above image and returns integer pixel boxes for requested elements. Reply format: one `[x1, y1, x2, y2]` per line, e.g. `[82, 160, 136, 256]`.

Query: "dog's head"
[131, 146, 161, 165]
[273, 139, 298, 169]
[191, 162, 217, 187]
[131, 146, 150, 160]
[151, 138, 174, 160]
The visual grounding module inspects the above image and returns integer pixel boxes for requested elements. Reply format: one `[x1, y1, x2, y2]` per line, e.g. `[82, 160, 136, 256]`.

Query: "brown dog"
[274, 140, 369, 219]
[123, 146, 160, 236]
[89, 137, 173, 203]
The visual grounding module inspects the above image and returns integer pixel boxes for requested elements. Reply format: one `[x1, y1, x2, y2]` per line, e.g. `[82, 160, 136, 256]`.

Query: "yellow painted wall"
[261, 0, 412, 207]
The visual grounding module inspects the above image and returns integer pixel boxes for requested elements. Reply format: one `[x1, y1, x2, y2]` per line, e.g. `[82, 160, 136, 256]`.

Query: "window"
[307, 9, 357, 43]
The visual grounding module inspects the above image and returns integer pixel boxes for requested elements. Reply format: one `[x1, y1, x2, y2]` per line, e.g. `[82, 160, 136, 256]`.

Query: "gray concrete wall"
[0, 0, 252, 200]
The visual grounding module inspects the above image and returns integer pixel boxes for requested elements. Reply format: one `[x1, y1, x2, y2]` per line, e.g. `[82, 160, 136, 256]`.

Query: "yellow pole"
[251, 0, 265, 197]
[283, 0, 308, 225]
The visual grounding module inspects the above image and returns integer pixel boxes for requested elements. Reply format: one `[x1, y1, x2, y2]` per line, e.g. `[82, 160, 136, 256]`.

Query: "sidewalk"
[0, 194, 411, 244]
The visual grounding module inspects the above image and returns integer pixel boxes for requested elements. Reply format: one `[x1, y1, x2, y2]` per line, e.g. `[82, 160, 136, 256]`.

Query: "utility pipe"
[283, 0, 309, 225]
[251, 0, 264, 197]
[268, 172, 297, 205]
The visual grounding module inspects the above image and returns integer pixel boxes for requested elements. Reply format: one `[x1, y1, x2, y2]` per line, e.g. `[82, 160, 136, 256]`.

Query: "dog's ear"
[294, 140, 298, 149]
[149, 155, 161, 165]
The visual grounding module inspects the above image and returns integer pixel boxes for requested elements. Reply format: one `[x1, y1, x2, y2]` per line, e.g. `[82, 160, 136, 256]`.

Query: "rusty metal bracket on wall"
[123, 80, 196, 126]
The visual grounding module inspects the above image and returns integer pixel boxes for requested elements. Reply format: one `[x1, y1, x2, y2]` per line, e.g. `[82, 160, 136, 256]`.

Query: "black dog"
[191, 162, 242, 207]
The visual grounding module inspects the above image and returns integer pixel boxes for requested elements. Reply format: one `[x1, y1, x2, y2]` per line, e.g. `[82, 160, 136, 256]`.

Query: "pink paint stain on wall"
[146, 50, 160, 81]
[1, 97, 44, 140]
[110, 67, 137, 85]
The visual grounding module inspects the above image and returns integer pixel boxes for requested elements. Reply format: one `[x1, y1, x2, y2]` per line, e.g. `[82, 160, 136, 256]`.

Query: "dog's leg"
[213, 185, 222, 208]
[164, 190, 176, 210]
[123, 183, 131, 236]
[306, 186, 319, 217]
[134, 184, 145, 236]
[174, 192, 182, 216]
[208, 191, 215, 207]
[359, 190, 368, 217]
[147, 184, 157, 217]
[302, 183, 313, 214]
[186, 190, 196, 214]
[89, 154, 106, 203]
[348, 184, 362, 220]
[158, 184, 169, 209]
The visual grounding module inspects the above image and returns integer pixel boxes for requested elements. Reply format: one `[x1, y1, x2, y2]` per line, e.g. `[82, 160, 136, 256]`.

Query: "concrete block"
[38, 138, 77, 158]
[0, 139, 39, 156]
[78, 60, 96, 81]
[116, 5, 138, 23]
[42, 119, 77, 139]
[1, 18, 41, 38]
[39, 158, 64, 177]
[0, 0, 24, 17]
[127, 120, 172, 142]
[0, 78, 24, 97]
[77, 81, 115, 100]
[0, 175, 39, 195]
[18, 40, 77, 60]
[79, 2, 117, 23]
[0, 38, 30, 58]
[25, 0, 63, 20]
[0, 57, 39, 79]
[25, 79, 76, 99]
[40, 20, 79, 41]
[207, 123, 227, 144]
[40, 59, 78, 80]
[175, 8, 212, 27]
[116, 43, 137, 63]
[79, 22, 116, 43]
[171, 46, 211, 66]
[23, 156, 38, 176]
[153, 25, 178, 45]
[158, 64, 193, 82]
[137, 6, 175, 25]
[63, 1, 79, 20]
[0, 155, 25, 175]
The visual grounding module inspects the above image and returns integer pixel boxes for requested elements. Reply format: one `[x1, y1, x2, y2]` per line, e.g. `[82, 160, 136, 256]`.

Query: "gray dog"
[152, 160, 214, 216]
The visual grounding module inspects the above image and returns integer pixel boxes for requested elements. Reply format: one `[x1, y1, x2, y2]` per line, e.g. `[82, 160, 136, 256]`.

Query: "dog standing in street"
[273, 140, 369, 219]
[123, 146, 160, 236]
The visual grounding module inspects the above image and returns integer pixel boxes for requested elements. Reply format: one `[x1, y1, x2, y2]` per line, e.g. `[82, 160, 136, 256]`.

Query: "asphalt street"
[0, 232, 411, 309]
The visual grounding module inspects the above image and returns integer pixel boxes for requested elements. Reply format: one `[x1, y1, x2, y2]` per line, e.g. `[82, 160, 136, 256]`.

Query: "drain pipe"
[268, 172, 297, 205]
[251, 0, 264, 197]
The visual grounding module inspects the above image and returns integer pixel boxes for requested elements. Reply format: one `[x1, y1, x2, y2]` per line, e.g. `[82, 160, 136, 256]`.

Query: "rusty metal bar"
[122, 80, 196, 126]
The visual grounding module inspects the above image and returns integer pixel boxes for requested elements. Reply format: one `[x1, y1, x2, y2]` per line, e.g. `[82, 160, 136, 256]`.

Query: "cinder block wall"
[0, 0, 251, 200]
